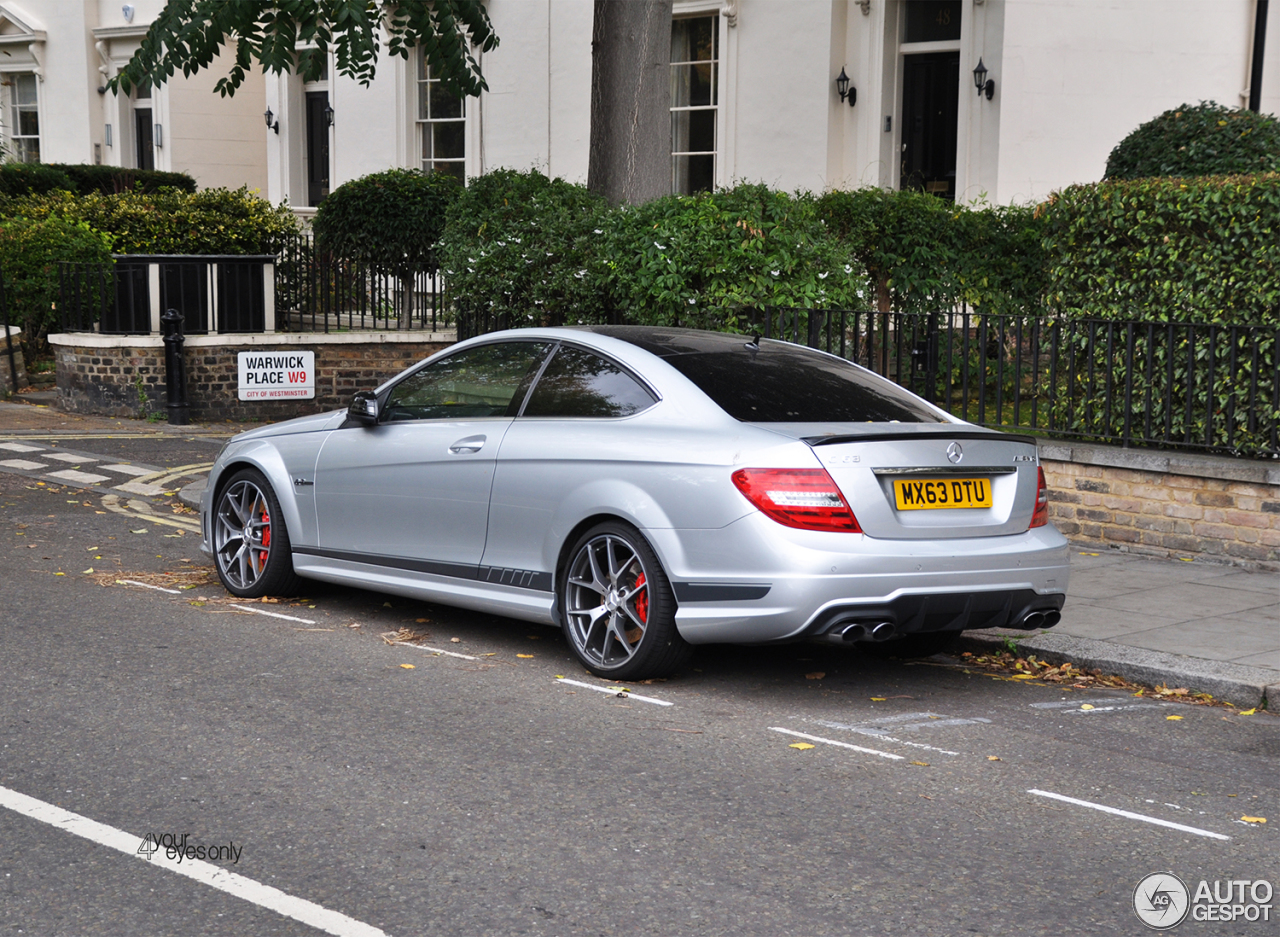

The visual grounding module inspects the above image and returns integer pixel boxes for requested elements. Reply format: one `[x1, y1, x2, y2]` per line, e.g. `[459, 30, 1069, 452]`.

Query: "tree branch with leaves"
[106, 0, 498, 100]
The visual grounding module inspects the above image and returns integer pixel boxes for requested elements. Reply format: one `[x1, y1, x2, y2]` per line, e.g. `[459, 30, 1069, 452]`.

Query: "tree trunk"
[588, 0, 673, 206]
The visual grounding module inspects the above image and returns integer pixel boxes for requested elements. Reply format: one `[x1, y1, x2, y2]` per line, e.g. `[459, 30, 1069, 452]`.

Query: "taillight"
[731, 468, 862, 533]
[1029, 466, 1049, 528]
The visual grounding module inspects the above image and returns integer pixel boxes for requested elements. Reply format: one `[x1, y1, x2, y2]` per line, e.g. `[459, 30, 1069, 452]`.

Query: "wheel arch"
[208, 446, 305, 547]
[550, 513, 679, 626]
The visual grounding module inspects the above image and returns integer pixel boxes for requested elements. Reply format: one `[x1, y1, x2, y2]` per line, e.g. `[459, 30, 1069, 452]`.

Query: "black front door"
[305, 91, 330, 206]
[901, 52, 959, 200]
[134, 108, 154, 170]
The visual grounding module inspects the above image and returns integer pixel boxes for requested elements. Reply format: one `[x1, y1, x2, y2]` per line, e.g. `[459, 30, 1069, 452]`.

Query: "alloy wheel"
[565, 533, 652, 670]
[214, 479, 273, 590]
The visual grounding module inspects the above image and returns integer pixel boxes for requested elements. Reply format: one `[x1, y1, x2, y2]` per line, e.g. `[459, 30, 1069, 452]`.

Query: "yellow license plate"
[893, 478, 992, 511]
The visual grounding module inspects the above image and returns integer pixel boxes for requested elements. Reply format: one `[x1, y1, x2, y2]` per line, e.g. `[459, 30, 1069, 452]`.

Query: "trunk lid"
[757, 424, 1041, 540]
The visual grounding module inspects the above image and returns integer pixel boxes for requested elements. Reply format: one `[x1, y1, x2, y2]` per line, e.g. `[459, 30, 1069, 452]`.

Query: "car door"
[313, 340, 552, 576]
[482, 343, 659, 580]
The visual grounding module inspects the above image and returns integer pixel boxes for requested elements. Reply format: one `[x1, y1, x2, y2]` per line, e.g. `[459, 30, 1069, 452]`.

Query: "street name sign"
[237, 351, 315, 400]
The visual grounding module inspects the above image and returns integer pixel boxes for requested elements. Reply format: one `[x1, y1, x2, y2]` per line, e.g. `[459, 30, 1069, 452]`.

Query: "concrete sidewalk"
[970, 547, 1280, 708]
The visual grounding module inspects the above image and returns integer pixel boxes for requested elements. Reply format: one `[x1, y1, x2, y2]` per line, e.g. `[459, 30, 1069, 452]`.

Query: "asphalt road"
[1, 433, 1277, 937]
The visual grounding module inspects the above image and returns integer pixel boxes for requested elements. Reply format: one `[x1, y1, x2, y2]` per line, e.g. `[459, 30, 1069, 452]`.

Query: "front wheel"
[212, 468, 303, 598]
[559, 522, 692, 680]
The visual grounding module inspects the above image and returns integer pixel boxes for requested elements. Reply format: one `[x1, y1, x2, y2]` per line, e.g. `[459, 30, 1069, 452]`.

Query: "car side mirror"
[348, 390, 379, 426]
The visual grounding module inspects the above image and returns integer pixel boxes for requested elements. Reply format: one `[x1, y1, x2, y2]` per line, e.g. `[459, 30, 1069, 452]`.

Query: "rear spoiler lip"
[802, 430, 1037, 447]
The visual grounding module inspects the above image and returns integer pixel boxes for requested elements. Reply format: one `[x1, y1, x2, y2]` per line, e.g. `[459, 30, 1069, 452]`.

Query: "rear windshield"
[664, 343, 945, 423]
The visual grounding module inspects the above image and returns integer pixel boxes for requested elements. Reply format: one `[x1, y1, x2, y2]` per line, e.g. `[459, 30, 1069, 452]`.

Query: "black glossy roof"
[579, 326, 758, 357]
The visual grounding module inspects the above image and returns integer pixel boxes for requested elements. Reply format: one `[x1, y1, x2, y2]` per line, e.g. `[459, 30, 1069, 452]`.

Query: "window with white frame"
[4, 73, 39, 163]
[416, 49, 465, 182]
[670, 14, 718, 195]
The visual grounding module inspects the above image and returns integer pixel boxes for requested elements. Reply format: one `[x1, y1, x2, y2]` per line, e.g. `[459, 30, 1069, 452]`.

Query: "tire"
[212, 468, 304, 599]
[558, 521, 693, 680]
[859, 631, 960, 659]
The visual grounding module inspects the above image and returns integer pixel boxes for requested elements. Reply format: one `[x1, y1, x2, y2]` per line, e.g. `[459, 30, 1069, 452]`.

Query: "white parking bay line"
[1027, 789, 1230, 841]
[119, 580, 183, 595]
[0, 784, 388, 937]
[115, 481, 169, 496]
[228, 604, 318, 625]
[555, 676, 674, 707]
[768, 727, 905, 760]
[405, 644, 479, 661]
[0, 442, 43, 452]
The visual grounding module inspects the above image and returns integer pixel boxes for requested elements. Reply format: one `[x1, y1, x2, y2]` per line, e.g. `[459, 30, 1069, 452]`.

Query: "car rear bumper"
[650, 515, 1070, 644]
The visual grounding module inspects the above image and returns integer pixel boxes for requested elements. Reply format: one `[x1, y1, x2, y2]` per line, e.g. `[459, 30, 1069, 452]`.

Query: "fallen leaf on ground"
[81, 568, 93, 574]
[450, 637, 461, 643]
[870, 697, 887, 701]
[1241, 816, 1266, 824]
[517, 654, 534, 659]
[789, 742, 815, 750]
[987, 756, 1001, 761]
[399, 664, 415, 670]
[1167, 715, 1183, 720]
[1238, 708, 1257, 716]
[130, 529, 147, 534]
[416, 618, 429, 623]
[910, 761, 930, 767]
[805, 672, 825, 680]
[1080, 704, 1095, 710]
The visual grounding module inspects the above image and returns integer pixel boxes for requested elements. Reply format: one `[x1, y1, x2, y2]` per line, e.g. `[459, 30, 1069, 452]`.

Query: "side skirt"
[291, 553, 557, 625]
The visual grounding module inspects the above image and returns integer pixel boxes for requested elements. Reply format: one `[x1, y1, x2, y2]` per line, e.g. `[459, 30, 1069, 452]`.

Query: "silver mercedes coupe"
[200, 327, 1070, 679]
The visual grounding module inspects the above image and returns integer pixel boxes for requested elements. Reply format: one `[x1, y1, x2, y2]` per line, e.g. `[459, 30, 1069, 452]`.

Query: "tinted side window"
[664, 344, 944, 423]
[521, 345, 656, 418]
[383, 342, 551, 422]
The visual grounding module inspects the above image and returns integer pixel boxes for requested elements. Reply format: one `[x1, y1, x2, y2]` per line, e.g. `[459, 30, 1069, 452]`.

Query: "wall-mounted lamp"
[323, 102, 335, 126]
[972, 58, 995, 100]
[154, 124, 163, 147]
[264, 107, 279, 134]
[104, 124, 112, 147]
[835, 67, 856, 107]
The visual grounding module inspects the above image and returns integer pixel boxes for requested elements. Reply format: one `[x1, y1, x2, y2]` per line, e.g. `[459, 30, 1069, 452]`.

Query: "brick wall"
[51, 334, 452, 422]
[1041, 442, 1280, 569]
[0, 329, 27, 392]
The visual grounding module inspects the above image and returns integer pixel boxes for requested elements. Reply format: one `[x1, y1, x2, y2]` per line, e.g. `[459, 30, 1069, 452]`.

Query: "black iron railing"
[751, 307, 1280, 459]
[275, 234, 446, 332]
[59, 255, 277, 335]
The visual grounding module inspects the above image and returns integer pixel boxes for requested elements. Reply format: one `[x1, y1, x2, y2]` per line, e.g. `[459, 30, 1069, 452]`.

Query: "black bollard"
[160, 308, 190, 425]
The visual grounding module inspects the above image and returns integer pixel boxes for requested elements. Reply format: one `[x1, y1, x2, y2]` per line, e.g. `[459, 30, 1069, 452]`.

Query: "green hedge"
[1038, 173, 1280, 325]
[47, 164, 197, 195]
[0, 216, 113, 354]
[315, 168, 459, 274]
[816, 187, 1047, 314]
[439, 169, 612, 324]
[2, 187, 298, 255]
[0, 163, 73, 197]
[1105, 102, 1280, 181]
[604, 184, 863, 327]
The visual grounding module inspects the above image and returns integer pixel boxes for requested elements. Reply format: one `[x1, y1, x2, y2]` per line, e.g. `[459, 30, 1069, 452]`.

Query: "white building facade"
[9, 0, 1280, 208]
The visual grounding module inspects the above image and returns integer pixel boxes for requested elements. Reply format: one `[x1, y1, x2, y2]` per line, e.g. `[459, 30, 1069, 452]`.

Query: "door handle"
[448, 435, 486, 454]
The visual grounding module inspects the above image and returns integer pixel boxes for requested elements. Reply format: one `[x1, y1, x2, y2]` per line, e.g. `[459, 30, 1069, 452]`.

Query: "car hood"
[228, 410, 347, 443]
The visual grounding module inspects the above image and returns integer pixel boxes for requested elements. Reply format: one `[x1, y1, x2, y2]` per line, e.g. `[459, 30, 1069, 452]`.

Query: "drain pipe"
[1250, 0, 1269, 112]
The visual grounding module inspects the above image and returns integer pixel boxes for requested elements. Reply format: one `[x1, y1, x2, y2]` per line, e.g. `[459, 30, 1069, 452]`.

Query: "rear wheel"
[559, 522, 692, 680]
[860, 631, 960, 659]
[212, 468, 303, 599]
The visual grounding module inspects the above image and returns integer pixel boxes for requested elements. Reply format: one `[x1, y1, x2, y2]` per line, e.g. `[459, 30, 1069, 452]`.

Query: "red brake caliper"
[259, 511, 271, 570]
[634, 572, 648, 624]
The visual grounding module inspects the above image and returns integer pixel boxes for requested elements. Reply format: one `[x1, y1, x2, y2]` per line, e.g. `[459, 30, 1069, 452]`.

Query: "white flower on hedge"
[654, 242, 666, 250]
[844, 264, 853, 274]
[574, 269, 586, 279]
[594, 229, 603, 235]
[818, 272, 828, 279]
[771, 270, 780, 277]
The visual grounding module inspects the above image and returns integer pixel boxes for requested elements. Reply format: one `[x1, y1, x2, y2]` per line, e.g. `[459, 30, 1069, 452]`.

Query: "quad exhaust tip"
[1014, 609, 1061, 630]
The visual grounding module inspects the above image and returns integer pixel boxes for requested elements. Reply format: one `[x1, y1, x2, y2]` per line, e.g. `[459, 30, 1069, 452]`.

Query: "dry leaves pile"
[958, 649, 1232, 708]
[89, 569, 215, 590]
